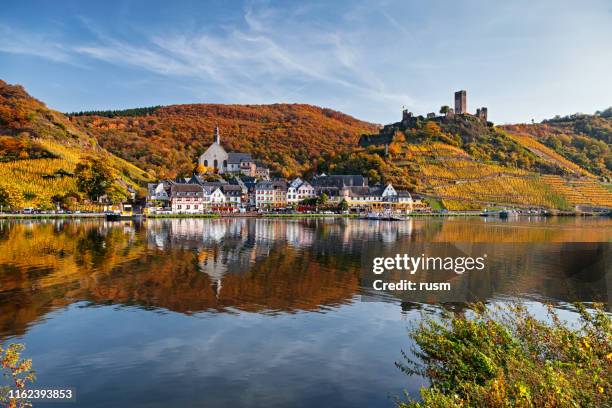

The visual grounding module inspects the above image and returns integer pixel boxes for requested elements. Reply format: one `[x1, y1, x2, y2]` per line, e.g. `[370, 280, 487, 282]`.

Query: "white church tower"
[199, 126, 229, 173]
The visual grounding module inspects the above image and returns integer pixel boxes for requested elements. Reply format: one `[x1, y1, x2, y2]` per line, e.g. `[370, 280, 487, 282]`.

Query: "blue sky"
[1, 0, 611, 124]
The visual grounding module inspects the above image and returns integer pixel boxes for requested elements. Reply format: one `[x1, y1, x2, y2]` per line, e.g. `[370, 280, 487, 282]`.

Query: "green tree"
[74, 157, 115, 201]
[106, 184, 129, 205]
[338, 198, 349, 212]
[439, 105, 450, 114]
[367, 169, 381, 184]
[318, 192, 329, 206]
[397, 303, 611, 407]
[300, 197, 318, 206]
[33, 196, 54, 211]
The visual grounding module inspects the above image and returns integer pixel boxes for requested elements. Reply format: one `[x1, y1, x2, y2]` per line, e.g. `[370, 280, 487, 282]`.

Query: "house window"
[204, 160, 208, 167]
[223, 160, 228, 169]
[214, 159, 218, 169]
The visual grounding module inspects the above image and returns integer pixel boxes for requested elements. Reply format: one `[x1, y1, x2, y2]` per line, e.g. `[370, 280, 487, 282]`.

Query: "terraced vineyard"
[0, 139, 148, 210]
[0, 80, 152, 209]
[0, 158, 76, 205]
[432, 175, 569, 209]
[506, 132, 595, 177]
[541, 175, 612, 208]
[392, 142, 569, 210]
[360, 112, 612, 211]
[385, 142, 612, 211]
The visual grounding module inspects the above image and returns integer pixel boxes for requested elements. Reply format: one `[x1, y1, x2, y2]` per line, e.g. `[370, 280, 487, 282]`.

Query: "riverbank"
[0, 213, 105, 219]
[0, 211, 608, 220]
[146, 213, 220, 219]
[125, 212, 482, 219]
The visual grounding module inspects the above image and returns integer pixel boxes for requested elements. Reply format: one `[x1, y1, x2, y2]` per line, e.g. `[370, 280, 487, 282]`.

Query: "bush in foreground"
[0, 343, 35, 408]
[397, 303, 611, 407]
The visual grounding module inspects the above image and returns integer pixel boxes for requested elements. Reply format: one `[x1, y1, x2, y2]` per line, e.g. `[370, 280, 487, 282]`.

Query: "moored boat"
[499, 209, 518, 219]
[361, 211, 403, 221]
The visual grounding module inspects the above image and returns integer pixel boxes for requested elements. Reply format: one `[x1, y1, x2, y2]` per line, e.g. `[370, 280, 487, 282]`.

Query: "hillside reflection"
[0, 217, 610, 338]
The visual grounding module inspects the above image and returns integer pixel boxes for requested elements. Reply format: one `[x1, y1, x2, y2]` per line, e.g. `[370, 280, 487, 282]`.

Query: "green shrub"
[397, 303, 611, 407]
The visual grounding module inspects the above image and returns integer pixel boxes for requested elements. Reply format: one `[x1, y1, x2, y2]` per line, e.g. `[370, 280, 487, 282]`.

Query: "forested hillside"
[502, 109, 612, 180]
[0, 80, 151, 209]
[69, 104, 380, 179]
[2, 78, 610, 211]
[354, 113, 612, 210]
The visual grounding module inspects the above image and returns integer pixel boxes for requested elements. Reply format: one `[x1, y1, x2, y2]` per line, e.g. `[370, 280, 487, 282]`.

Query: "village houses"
[255, 180, 288, 209]
[147, 128, 417, 214]
[170, 184, 206, 214]
[287, 178, 316, 203]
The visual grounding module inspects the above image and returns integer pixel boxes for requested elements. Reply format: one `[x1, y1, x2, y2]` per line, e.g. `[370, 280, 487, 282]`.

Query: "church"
[198, 127, 256, 175]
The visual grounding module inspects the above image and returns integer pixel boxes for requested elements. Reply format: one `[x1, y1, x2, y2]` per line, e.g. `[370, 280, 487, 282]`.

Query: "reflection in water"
[0, 217, 611, 337]
[0, 217, 610, 407]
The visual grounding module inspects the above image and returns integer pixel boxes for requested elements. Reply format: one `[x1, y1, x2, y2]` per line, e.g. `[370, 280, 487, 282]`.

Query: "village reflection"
[0, 217, 610, 339]
[0, 218, 400, 337]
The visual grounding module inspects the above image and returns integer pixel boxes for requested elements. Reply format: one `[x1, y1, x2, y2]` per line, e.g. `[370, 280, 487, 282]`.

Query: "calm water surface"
[0, 217, 610, 407]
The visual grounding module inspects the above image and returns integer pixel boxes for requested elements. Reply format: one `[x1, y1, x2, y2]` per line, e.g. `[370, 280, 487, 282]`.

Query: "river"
[0, 217, 610, 407]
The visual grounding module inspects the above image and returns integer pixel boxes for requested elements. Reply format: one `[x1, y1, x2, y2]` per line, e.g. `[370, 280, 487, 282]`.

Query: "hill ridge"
[0, 79, 151, 209]
[70, 102, 380, 179]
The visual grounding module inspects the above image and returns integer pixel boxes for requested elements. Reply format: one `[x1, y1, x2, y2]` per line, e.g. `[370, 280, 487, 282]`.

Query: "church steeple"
[215, 126, 220, 144]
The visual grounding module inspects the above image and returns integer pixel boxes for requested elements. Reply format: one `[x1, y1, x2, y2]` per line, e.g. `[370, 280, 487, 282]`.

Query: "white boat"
[362, 211, 402, 221]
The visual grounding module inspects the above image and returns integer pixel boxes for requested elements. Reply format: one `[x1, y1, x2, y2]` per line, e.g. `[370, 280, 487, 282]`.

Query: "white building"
[287, 178, 316, 203]
[227, 153, 254, 176]
[210, 187, 226, 206]
[147, 182, 170, 203]
[171, 184, 206, 214]
[198, 127, 229, 173]
[198, 127, 268, 177]
[221, 184, 243, 207]
[255, 180, 288, 209]
[340, 183, 413, 210]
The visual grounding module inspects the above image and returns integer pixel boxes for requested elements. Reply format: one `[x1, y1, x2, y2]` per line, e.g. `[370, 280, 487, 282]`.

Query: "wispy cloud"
[0, 1, 414, 113]
[4, 0, 608, 122]
[0, 24, 72, 63]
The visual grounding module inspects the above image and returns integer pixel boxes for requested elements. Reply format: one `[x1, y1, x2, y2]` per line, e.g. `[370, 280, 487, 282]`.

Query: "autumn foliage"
[69, 104, 379, 179]
[0, 79, 151, 209]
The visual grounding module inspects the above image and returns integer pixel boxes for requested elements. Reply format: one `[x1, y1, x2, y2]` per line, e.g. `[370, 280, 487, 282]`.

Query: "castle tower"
[402, 108, 413, 124]
[454, 90, 466, 114]
[476, 107, 488, 121]
[215, 126, 220, 144]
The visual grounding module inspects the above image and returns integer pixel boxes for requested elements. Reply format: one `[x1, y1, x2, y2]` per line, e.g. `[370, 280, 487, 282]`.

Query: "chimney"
[215, 126, 220, 144]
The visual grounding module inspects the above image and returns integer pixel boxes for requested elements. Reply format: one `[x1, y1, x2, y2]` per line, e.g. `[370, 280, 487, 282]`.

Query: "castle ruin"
[454, 90, 467, 114]
[476, 107, 488, 121]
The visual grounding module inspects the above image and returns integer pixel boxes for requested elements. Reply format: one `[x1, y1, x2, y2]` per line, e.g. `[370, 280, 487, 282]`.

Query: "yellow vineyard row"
[508, 133, 594, 177]
[433, 176, 569, 209]
[541, 175, 612, 207]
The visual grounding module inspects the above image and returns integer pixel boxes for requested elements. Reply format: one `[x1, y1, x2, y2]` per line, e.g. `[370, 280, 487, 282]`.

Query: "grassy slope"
[0, 80, 151, 208]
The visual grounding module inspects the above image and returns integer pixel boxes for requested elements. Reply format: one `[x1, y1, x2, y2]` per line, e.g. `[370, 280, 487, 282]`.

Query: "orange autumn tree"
[69, 104, 379, 178]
